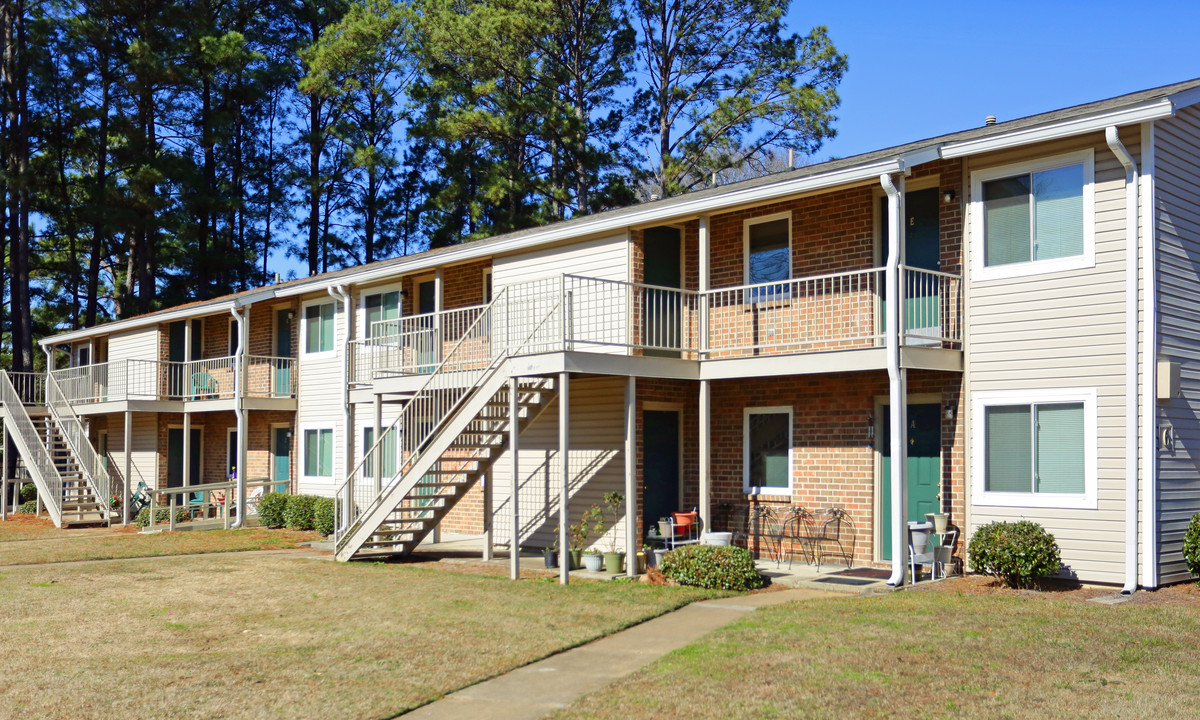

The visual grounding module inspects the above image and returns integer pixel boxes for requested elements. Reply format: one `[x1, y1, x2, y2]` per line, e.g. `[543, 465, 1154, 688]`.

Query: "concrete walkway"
[401, 587, 840, 720]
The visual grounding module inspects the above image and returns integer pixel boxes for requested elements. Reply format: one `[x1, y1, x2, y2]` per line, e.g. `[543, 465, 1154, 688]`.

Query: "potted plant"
[543, 535, 558, 569]
[601, 492, 626, 574]
[568, 517, 592, 570]
[657, 517, 671, 538]
[580, 504, 606, 571]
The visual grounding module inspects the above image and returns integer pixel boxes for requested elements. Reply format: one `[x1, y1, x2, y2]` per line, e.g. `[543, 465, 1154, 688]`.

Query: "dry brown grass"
[0, 513, 72, 541]
[552, 585, 1200, 719]
[0, 552, 718, 719]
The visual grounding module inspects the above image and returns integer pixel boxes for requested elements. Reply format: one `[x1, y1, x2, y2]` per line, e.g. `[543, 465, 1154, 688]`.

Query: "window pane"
[382, 292, 399, 322]
[363, 427, 375, 476]
[305, 306, 321, 354]
[1033, 165, 1083, 261]
[1036, 403, 1085, 493]
[304, 429, 319, 476]
[319, 429, 333, 477]
[748, 412, 789, 488]
[984, 176, 1032, 266]
[382, 427, 397, 477]
[320, 304, 334, 352]
[366, 295, 382, 339]
[748, 219, 790, 285]
[985, 405, 1032, 492]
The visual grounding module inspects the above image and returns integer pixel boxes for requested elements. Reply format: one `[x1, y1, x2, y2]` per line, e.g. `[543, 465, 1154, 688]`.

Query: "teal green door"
[417, 280, 437, 373]
[881, 188, 940, 341]
[880, 403, 941, 561]
[272, 427, 290, 493]
[274, 309, 292, 396]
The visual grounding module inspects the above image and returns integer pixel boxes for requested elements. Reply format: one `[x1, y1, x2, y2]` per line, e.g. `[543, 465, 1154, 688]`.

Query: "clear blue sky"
[798, 1, 1200, 162]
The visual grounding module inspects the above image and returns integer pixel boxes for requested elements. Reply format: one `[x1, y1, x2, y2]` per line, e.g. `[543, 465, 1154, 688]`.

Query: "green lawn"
[552, 588, 1200, 719]
[0, 514, 318, 565]
[0, 551, 720, 719]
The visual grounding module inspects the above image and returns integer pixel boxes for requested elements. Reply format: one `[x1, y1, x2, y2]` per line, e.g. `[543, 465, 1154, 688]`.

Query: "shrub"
[18, 499, 38, 515]
[659, 544, 765, 591]
[19, 483, 36, 503]
[967, 520, 1061, 588]
[257, 492, 289, 529]
[283, 494, 318, 531]
[134, 507, 190, 529]
[1182, 513, 1200, 581]
[313, 497, 336, 536]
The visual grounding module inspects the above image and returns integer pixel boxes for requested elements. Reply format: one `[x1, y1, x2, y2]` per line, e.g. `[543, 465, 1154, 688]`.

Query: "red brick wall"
[154, 410, 295, 489]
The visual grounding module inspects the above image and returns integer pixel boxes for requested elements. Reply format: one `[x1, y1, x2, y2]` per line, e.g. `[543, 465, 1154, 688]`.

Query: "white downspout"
[327, 285, 353, 483]
[229, 305, 248, 528]
[1106, 126, 1139, 595]
[882, 171, 907, 587]
[1140, 122, 1159, 589]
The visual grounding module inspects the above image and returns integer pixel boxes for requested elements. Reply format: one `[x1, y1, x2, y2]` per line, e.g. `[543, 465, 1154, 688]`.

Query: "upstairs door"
[879, 403, 941, 561]
[643, 226, 682, 358]
[274, 308, 292, 396]
[416, 278, 438, 372]
[168, 319, 203, 398]
[881, 188, 941, 343]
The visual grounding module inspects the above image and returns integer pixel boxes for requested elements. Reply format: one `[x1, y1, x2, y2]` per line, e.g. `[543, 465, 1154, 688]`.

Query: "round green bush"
[283, 494, 318, 531]
[134, 507, 190, 529]
[257, 492, 289, 529]
[18, 499, 38, 514]
[313, 497, 336, 536]
[967, 520, 1061, 588]
[19, 483, 36, 503]
[659, 544, 765, 591]
[1181, 513, 1200, 581]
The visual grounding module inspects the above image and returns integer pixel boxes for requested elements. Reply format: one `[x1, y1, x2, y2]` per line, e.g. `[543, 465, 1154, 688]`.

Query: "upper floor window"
[303, 302, 335, 355]
[364, 291, 400, 339]
[744, 213, 791, 286]
[971, 150, 1094, 281]
[972, 388, 1097, 510]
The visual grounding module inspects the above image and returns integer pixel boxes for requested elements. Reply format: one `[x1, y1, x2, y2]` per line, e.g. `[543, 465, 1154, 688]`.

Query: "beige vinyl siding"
[107, 328, 157, 364]
[488, 376, 627, 552]
[109, 412, 158, 490]
[1153, 105, 1200, 584]
[965, 131, 1140, 584]
[296, 295, 346, 495]
[494, 235, 631, 355]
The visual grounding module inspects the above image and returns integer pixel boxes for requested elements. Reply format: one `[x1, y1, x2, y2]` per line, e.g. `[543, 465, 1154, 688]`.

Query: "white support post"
[373, 394, 383, 496]
[2, 423, 8, 521]
[482, 468, 493, 562]
[624, 376, 637, 576]
[699, 379, 711, 533]
[699, 215, 710, 357]
[123, 410, 132, 525]
[558, 371, 570, 585]
[882, 171, 908, 587]
[509, 376, 520, 580]
[182, 412, 191, 488]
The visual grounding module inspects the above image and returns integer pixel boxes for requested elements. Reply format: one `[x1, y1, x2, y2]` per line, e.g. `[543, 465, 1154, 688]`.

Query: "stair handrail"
[333, 280, 562, 549]
[45, 372, 111, 520]
[0, 370, 64, 525]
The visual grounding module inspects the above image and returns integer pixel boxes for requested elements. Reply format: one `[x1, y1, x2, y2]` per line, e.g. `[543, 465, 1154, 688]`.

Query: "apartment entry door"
[272, 426, 291, 493]
[881, 187, 941, 343]
[879, 403, 940, 561]
[642, 226, 682, 357]
[275, 308, 292, 395]
[642, 410, 681, 532]
[167, 428, 203, 489]
[416, 278, 438, 372]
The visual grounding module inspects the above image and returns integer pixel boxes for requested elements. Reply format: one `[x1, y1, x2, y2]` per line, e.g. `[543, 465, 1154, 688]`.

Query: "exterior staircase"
[29, 415, 108, 526]
[342, 376, 556, 560]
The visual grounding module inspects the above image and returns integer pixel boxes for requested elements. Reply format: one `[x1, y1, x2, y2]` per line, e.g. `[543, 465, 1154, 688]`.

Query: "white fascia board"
[940, 99, 1175, 159]
[1166, 85, 1200, 111]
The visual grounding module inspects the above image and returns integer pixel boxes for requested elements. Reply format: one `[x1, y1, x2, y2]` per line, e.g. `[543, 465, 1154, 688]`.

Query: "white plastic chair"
[907, 521, 936, 582]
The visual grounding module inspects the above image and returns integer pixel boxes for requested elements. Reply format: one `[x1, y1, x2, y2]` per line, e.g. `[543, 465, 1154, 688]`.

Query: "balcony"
[49, 355, 296, 406]
[350, 267, 961, 384]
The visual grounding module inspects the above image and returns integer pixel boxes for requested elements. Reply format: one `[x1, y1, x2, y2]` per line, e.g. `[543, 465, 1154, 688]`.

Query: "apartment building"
[5, 77, 1200, 589]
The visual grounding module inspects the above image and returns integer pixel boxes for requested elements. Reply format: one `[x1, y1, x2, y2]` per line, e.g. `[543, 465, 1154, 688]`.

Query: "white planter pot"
[582, 553, 604, 572]
[702, 532, 732, 546]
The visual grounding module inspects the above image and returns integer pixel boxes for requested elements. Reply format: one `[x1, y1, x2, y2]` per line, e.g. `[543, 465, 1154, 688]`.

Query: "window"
[744, 213, 791, 287]
[363, 426, 397, 478]
[971, 150, 1094, 280]
[972, 389, 1096, 509]
[743, 406, 792, 495]
[364, 291, 400, 340]
[483, 268, 493, 303]
[303, 428, 334, 477]
[303, 302, 335, 354]
[228, 318, 239, 357]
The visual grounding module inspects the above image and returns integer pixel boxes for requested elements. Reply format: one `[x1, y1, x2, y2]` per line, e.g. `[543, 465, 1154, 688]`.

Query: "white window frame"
[743, 211, 793, 286]
[299, 423, 335, 480]
[970, 148, 1095, 282]
[971, 387, 1098, 510]
[743, 405, 793, 496]
[300, 299, 337, 358]
[360, 286, 403, 341]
